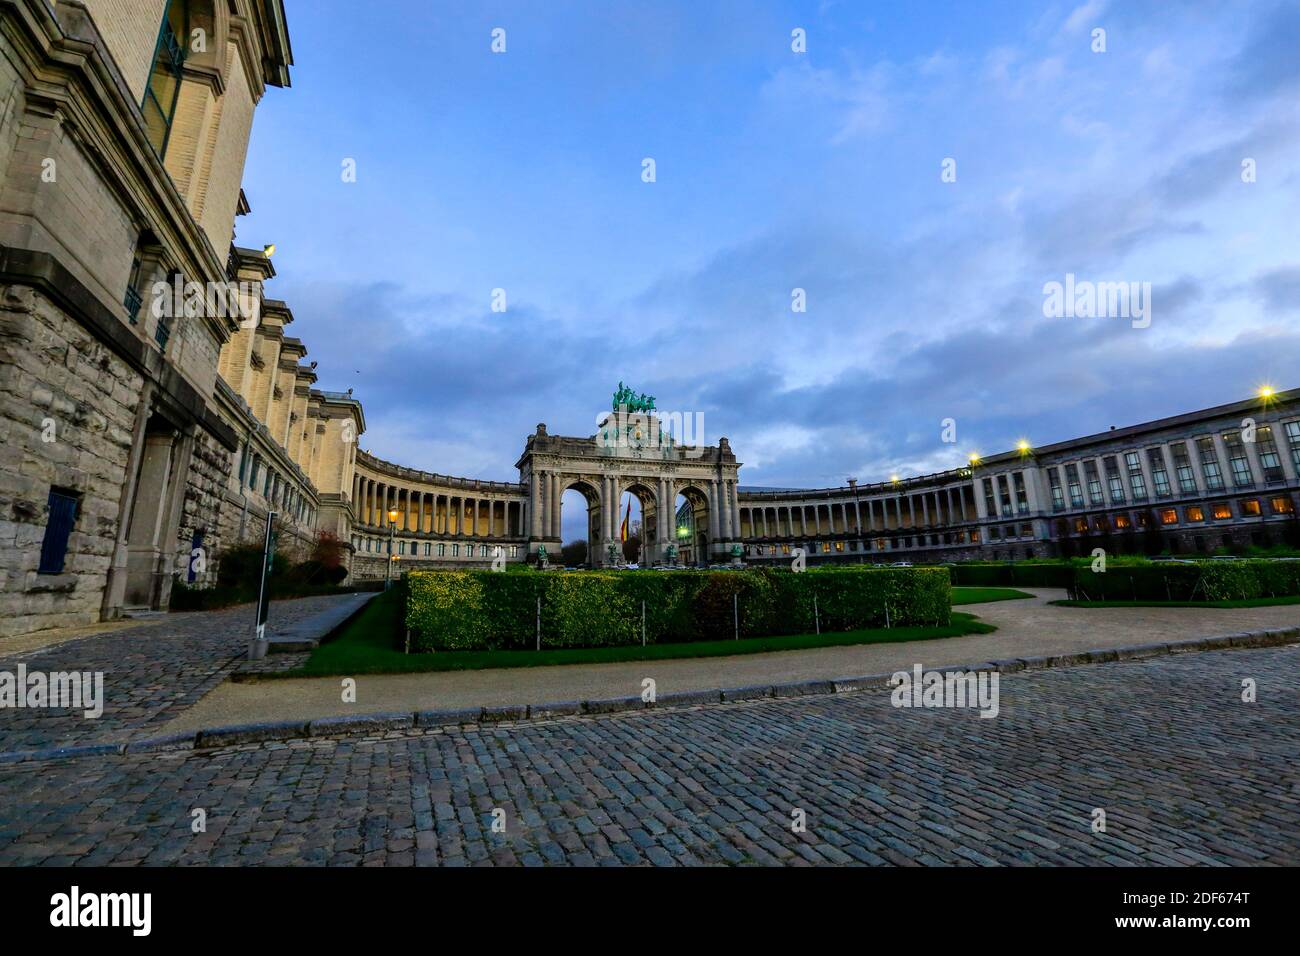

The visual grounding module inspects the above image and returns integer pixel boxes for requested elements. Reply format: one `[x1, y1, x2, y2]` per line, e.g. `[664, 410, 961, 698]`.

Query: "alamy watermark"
[1, 665, 104, 719]
[890, 664, 999, 718]
[596, 404, 706, 458]
[1042, 273, 1151, 329]
[151, 275, 262, 328]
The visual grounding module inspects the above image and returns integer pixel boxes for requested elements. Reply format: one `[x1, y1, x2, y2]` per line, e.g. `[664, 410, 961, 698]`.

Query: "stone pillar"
[550, 474, 562, 540]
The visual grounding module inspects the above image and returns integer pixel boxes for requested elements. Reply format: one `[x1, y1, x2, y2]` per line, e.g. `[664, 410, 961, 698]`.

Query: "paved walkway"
[0, 594, 368, 753]
[1, 645, 1295, 865]
[163, 590, 1300, 731]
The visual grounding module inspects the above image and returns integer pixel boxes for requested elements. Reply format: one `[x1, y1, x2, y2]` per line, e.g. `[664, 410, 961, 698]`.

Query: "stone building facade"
[0, 0, 315, 637]
[737, 390, 1300, 565]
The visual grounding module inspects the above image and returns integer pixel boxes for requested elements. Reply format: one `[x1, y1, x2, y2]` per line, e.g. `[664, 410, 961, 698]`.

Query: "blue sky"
[240, 0, 1300, 541]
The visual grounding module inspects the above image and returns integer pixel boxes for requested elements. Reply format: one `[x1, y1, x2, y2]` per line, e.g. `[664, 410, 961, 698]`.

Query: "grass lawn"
[950, 586, 1035, 605]
[1050, 595, 1300, 609]
[269, 590, 996, 677]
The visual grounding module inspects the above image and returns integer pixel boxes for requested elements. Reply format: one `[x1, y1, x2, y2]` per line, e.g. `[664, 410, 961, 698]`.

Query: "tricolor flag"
[620, 496, 631, 542]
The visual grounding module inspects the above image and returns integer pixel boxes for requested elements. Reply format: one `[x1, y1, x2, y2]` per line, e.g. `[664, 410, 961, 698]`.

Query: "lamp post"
[384, 507, 398, 590]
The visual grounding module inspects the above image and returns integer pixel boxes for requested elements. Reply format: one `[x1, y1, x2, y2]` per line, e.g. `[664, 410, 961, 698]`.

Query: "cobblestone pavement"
[1, 645, 1295, 866]
[0, 595, 361, 752]
[164, 590, 1300, 729]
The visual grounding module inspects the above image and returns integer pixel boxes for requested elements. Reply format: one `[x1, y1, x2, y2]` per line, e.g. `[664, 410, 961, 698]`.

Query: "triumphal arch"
[516, 386, 742, 566]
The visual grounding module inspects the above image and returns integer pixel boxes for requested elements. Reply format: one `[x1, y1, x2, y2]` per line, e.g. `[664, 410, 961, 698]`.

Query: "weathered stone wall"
[175, 421, 231, 588]
[0, 286, 141, 636]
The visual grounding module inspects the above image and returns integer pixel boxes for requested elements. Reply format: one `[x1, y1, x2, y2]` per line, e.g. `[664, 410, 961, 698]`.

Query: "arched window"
[141, 0, 189, 157]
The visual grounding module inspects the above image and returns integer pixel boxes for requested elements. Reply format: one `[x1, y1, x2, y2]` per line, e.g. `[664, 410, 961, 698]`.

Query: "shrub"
[216, 543, 289, 591]
[406, 567, 951, 652]
[1067, 559, 1300, 601]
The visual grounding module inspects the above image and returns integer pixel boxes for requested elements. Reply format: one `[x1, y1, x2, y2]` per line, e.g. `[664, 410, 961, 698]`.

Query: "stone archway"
[517, 416, 742, 568]
[559, 478, 602, 567]
[620, 480, 660, 565]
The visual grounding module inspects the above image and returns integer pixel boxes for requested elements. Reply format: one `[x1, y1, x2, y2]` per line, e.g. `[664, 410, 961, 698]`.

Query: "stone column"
[550, 474, 562, 540]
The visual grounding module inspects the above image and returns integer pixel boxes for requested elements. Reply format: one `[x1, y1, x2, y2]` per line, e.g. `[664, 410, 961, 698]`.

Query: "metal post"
[814, 594, 820, 635]
[536, 595, 541, 651]
[885, 602, 891, 629]
[641, 600, 646, 647]
[248, 510, 277, 660]
[733, 592, 739, 641]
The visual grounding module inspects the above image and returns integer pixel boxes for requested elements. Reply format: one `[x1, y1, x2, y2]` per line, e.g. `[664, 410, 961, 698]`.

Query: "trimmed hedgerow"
[406, 566, 951, 652]
[947, 562, 1076, 589]
[1067, 559, 1300, 602]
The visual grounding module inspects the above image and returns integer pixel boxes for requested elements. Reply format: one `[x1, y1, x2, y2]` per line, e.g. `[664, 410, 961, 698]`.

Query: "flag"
[620, 496, 631, 542]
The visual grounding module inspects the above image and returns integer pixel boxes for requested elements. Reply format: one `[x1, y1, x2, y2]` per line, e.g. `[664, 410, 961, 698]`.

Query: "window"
[1065, 464, 1084, 507]
[1048, 468, 1065, 512]
[982, 479, 997, 516]
[125, 242, 146, 324]
[1222, 432, 1254, 488]
[1241, 499, 1261, 517]
[1123, 453, 1147, 501]
[1212, 502, 1232, 520]
[1285, 421, 1300, 472]
[1146, 447, 1171, 497]
[452, 544, 459, 557]
[1013, 473, 1029, 514]
[1103, 457, 1125, 504]
[1196, 437, 1224, 491]
[1170, 441, 1197, 493]
[142, 0, 189, 157]
[1083, 461, 1104, 506]
[437, 543, 446, 557]
[1186, 505, 1205, 522]
[38, 489, 79, 574]
[1114, 514, 1131, 530]
[1072, 518, 1087, 534]
[1271, 496, 1295, 515]
[1159, 508, 1178, 525]
[1256, 426, 1284, 482]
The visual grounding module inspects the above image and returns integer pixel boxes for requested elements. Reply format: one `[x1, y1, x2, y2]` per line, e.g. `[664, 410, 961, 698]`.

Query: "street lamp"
[384, 507, 398, 590]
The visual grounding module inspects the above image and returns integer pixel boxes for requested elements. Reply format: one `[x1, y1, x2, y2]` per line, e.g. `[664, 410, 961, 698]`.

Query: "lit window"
[1242, 499, 1262, 517]
[1211, 503, 1232, 520]
[1114, 514, 1131, 530]
[1186, 506, 1205, 522]
[1271, 496, 1295, 515]
[1159, 508, 1178, 525]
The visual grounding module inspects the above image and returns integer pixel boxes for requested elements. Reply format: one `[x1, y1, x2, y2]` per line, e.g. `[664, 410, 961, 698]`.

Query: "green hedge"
[948, 562, 1076, 589]
[1067, 560, 1300, 601]
[406, 567, 951, 652]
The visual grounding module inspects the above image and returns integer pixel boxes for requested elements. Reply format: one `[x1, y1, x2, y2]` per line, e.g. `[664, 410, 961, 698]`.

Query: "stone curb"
[4, 626, 1298, 765]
